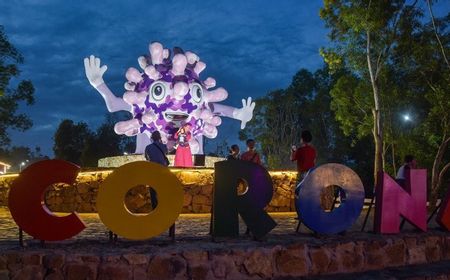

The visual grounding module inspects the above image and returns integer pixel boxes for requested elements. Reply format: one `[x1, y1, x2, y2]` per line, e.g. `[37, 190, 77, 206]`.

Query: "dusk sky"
[1, 1, 448, 156]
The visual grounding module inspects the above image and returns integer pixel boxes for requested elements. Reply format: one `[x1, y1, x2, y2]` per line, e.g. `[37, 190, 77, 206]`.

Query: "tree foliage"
[0, 26, 35, 146]
[53, 119, 93, 165]
[81, 115, 129, 166]
[53, 115, 132, 167]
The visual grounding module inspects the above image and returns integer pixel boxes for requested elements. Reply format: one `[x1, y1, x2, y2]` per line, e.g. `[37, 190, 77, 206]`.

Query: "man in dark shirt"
[226, 144, 241, 160]
[145, 131, 169, 167]
[144, 131, 169, 209]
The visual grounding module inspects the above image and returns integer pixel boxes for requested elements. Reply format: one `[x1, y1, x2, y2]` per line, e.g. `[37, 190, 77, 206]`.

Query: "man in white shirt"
[396, 155, 417, 186]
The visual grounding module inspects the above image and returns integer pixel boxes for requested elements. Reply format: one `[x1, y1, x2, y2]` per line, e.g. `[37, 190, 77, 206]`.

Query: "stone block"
[210, 254, 237, 279]
[11, 265, 44, 280]
[243, 249, 273, 278]
[188, 265, 212, 280]
[147, 254, 186, 279]
[275, 245, 308, 277]
[132, 267, 148, 279]
[98, 264, 131, 280]
[122, 254, 149, 266]
[309, 247, 331, 275]
[200, 185, 212, 195]
[183, 193, 192, 207]
[0, 256, 6, 270]
[364, 240, 387, 270]
[183, 251, 208, 266]
[334, 242, 363, 273]
[65, 263, 98, 280]
[384, 240, 406, 267]
[44, 254, 65, 270]
[45, 272, 65, 280]
[425, 236, 442, 262]
[407, 246, 427, 265]
[0, 270, 8, 280]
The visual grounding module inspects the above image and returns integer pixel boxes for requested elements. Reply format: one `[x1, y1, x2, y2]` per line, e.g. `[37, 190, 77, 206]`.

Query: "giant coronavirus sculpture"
[84, 42, 255, 154]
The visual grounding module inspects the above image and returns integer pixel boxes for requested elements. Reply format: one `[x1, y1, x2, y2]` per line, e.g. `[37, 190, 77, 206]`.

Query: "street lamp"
[403, 114, 411, 122]
[19, 160, 29, 172]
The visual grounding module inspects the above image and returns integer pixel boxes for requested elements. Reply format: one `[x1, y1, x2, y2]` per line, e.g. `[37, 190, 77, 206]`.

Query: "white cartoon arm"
[209, 97, 255, 129]
[84, 55, 131, 112]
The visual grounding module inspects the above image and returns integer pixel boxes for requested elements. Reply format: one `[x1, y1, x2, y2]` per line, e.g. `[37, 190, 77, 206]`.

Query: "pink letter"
[374, 170, 427, 233]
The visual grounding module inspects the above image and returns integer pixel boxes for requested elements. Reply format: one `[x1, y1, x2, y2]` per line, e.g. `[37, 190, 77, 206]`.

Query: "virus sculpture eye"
[191, 83, 203, 103]
[150, 82, 166, 101]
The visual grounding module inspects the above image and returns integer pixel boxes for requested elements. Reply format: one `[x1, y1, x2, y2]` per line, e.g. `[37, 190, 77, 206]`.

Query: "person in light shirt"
[396, 154, 417, 186]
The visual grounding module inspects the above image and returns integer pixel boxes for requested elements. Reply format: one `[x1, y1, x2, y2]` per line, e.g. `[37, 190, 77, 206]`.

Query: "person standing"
[144, 131, 169, 209]
[174, 123, 193, 167]
[226, 144, 241, 160]
[291, 130, 316, 184]
[145, 131, 169, 167]
[241, 139, 262, 165]
[396, 154, 417, 186]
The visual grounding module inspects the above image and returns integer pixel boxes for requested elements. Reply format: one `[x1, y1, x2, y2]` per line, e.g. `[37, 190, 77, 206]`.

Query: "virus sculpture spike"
[84, 42, 255, 154]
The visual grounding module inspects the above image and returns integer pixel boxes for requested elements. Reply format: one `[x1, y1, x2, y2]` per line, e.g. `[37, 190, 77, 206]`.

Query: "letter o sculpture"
[296, 163, 365, 234]
[97, 161, 183, 240]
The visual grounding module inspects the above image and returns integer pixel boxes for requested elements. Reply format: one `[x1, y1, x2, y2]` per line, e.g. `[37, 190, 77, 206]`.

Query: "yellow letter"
[97, 161, 183, 240]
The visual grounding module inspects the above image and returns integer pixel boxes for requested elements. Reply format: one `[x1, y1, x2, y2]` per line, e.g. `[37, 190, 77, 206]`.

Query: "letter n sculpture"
[374, 170, 427, 233]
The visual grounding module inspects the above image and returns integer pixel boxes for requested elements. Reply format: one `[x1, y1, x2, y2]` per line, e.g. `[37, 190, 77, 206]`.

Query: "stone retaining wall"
[0, 232, 449, 279]
[0, 169, 297, 213]
[98, 155, 225, 168]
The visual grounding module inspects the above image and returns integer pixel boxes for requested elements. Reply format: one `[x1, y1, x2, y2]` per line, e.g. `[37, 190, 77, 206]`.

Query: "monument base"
[1, 230, 449, 279]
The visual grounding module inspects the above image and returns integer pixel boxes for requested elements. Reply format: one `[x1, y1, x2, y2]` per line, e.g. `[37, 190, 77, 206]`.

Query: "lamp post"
[19, 162, 25, 172]
[19, 160, 29, 172]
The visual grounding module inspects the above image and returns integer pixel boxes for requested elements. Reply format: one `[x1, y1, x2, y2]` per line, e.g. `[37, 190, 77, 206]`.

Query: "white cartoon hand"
[84, 55, 107, 88]
[233, 97, 256, 129]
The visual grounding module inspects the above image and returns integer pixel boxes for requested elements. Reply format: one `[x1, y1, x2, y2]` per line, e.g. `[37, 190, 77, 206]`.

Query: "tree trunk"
[430, 136, 450, 211]
[367, 30, 384, 190]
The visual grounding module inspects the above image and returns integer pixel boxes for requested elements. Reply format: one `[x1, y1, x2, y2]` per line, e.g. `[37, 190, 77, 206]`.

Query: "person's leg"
[149, 187, 158, 209]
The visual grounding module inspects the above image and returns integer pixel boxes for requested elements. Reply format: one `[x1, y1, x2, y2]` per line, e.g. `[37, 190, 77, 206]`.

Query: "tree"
[81, 115, 128, 166]
[393, 5, 450, 206]
[53, 119, 93, 165]
[0, 26, 35, 146]
[320, 0, 421, 187]
[320, 0, 426, 188]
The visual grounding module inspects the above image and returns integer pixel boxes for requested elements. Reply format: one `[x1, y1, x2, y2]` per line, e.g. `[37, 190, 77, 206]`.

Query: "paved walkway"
[0, 206, 441, 245]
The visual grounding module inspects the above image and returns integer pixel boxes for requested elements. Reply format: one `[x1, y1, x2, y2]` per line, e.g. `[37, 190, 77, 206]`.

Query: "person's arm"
[290, 147, 297, 161]
[255, 153, 262, 165]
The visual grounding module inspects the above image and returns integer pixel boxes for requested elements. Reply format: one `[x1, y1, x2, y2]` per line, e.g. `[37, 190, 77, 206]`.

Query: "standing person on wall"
[395, 154, 417, 187]
[226, 144, 241, 160]
[291, 130, 317, 189]
[241, 139, 262, 165]
[144, 131, 169, 209]
[174, 123, 193, 167]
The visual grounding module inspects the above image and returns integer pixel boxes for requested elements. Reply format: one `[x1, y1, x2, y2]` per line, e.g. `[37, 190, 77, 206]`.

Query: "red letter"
[374, 169, 427, 233]
[436, 185, 450, 231]
[8, 160, 85, 241]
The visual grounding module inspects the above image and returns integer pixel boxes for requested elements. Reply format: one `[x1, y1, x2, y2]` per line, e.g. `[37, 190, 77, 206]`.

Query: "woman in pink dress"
[174, 123, 193, 167]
